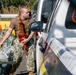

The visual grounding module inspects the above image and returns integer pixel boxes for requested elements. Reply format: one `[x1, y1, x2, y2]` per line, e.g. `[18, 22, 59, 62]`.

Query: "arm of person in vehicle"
[22, 31, 35, 44]
[0, 28, 13, 46]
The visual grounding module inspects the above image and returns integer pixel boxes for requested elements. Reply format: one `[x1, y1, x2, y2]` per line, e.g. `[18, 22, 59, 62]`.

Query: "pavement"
[13, 51, 28, 75]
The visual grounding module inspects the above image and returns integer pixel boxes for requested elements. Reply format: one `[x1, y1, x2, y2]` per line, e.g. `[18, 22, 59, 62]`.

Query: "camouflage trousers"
[0, 38, 24, 64]
[13, 38, 24, 63]
[14, 38, 35, 72]
[26, 44, 35, 72]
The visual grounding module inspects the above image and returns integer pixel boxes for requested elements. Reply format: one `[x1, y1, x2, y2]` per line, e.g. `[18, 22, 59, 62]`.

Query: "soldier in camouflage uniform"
[0, 7, 35, 75]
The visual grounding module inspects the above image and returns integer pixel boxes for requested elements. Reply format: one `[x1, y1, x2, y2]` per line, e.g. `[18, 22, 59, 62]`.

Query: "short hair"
[19, 7, 28, 16]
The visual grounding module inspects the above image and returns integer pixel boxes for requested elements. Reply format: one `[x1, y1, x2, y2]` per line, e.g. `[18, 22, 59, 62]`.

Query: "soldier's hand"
[21, 38, 29, 44]
[0, 43, 3, 48]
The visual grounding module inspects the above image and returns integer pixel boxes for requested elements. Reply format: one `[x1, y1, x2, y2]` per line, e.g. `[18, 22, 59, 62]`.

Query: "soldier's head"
[19, 7, 30, 20]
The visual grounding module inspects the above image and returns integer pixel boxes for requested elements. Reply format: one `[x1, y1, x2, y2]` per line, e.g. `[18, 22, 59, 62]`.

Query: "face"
[21, 9, 29, 19]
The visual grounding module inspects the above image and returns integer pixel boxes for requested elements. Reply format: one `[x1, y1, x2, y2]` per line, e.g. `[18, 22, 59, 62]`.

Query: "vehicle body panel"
[35, 0, 76, 75]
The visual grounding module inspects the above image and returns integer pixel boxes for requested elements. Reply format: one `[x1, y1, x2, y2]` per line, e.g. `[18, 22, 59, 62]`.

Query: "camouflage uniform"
[26, 43, 35, 72]
[22, 18, 35, 72]
[13, 17, 35, 72]
[13, 38, 24, 63]
[0, 17, 35, 73]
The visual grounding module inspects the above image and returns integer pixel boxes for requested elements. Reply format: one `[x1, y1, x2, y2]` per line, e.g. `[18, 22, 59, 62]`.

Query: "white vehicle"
[30, 0, 76, 75]
[34, 0, 56, 75]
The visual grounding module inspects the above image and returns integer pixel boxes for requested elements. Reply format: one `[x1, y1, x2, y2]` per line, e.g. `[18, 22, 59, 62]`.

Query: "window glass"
[65, 4, 76, 29]
[41, 0, 56, 23]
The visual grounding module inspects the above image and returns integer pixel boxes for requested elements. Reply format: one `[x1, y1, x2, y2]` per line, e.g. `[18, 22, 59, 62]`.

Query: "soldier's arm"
[22, 31, 35, 44]
[0, 28, 13, 45]
[0, 18, 15, 46]
[27, 31, 35, 41]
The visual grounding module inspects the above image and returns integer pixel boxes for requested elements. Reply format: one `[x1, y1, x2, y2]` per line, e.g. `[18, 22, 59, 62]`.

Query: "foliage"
[0, 0, 38, 10]
[29, 0, 36, 9]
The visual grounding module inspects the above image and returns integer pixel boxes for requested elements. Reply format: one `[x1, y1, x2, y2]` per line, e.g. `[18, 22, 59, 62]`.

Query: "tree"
[0, 0, 4, 9]
[0, 0, 38, 13]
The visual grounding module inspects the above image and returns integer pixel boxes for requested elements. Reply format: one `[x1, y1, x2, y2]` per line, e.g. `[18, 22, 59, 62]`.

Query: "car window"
[44, 0, 61, 33]
[41, 0, 56, 23]
[65, 3, 76, 29]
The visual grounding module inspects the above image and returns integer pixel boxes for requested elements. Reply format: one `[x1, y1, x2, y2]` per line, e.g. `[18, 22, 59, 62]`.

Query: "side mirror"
[30, 21, 43, 32]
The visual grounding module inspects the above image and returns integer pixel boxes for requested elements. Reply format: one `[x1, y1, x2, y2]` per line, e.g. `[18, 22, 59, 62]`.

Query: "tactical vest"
[16, 17, 30, 53]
